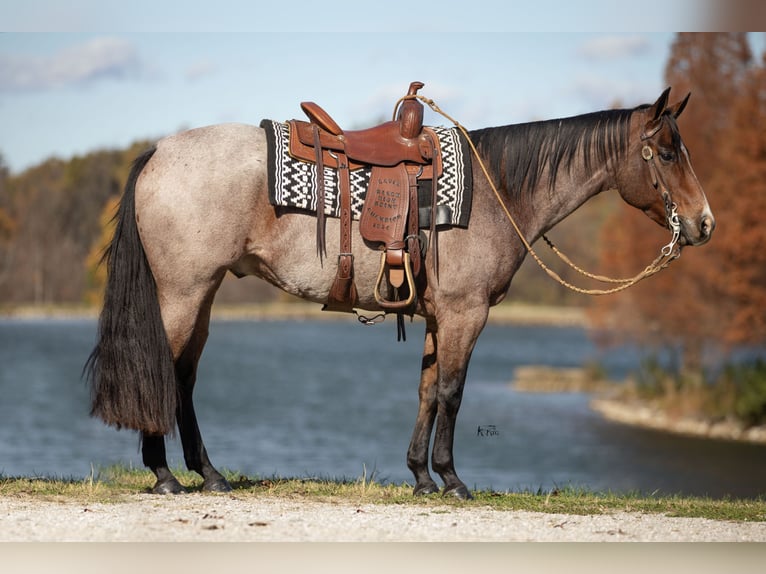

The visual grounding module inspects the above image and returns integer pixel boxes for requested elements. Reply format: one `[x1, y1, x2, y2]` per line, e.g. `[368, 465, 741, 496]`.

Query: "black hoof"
[443, 484, 473, 500]
[152, 478, 187, 495]
[203, 477, 233, 493]
[413, 481, 440, 496]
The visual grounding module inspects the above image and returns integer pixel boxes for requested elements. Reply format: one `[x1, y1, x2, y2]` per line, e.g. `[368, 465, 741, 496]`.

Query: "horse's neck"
[525, 164, 615, 241]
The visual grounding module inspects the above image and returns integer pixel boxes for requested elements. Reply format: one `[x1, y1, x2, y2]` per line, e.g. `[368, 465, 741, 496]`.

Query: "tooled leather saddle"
[288, 81, 442, 316]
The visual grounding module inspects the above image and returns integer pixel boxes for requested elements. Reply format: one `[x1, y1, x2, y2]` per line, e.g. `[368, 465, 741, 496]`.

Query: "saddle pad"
[260, 119, 472, 228]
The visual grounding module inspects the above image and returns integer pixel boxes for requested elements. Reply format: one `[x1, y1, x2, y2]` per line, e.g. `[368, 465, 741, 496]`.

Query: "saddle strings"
[392, 94, 681, 296]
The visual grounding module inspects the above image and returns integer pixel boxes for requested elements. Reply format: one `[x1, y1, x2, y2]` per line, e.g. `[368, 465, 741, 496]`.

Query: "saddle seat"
[294, 115, 434, 167]
[298, 82, 433, 167]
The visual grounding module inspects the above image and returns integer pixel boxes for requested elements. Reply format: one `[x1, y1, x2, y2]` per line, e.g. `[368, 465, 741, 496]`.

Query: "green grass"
[1, 465, 764, 522]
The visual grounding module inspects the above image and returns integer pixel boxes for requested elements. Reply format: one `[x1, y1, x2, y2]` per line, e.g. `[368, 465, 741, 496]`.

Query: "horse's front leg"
[407, 319, 440, 496]
[431, 306, 488, 500]
[432, 370, 471, 499]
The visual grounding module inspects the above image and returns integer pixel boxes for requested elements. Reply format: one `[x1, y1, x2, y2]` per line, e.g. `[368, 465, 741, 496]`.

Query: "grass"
[603, 358, 766, 439]
[1, 465, 764, 523]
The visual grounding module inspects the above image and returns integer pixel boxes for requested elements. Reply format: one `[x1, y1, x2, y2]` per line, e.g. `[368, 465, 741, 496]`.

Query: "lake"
[1, 317, 764, 498]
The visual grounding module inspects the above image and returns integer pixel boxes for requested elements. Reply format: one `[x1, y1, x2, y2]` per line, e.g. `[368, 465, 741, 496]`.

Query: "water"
[1, 317, 764, 498]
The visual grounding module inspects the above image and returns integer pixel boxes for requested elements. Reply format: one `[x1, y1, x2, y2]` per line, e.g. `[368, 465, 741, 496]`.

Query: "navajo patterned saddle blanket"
[260, 119, 473, 229]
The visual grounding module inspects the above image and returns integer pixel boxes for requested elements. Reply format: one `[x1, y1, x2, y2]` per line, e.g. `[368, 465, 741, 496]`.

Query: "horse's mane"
[469, 107, 640, 201]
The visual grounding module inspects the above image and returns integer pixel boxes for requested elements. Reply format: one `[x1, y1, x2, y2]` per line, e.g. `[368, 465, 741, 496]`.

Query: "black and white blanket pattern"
[260, 119, 472, 228]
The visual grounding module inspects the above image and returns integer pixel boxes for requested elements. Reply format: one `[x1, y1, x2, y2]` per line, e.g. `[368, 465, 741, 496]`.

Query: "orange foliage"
[84, 195, 120, 306]
[589, 33, 765, 366]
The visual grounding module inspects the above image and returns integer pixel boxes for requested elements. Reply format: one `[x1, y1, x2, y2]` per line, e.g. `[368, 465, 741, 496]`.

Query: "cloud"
[0, 36, 141, 92]
[578, 35, 651, 61]
[184, 59, 217, 83]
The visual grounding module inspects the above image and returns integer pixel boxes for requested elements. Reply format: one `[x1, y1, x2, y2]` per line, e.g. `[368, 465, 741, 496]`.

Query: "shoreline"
[512, 366, 766, 445]
[0, 302, 588, 328]
[591, 397, 766, 445]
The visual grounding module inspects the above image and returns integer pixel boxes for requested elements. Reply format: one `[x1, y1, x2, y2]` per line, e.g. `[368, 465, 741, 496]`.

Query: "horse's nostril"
[701, 215, 716, 237]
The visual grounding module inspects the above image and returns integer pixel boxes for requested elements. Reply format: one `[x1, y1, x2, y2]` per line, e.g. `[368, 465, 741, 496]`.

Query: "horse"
[86, 87, 714, 498]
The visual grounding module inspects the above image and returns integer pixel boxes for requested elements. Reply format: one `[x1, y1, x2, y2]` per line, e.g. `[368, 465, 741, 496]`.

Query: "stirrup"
[374, 251, 416, 310]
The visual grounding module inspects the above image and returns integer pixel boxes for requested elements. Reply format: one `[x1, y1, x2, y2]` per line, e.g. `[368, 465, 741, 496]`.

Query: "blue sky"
[0, 2, 762, 174]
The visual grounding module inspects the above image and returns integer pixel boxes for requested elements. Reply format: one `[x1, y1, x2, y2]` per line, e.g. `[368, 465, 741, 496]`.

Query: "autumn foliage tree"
[84, 195, 120, 306]
[705, 51, 766, 346]
[588, 33, 764, 372]
[0, 142, 149, 305]
[0, 156, 14, 292]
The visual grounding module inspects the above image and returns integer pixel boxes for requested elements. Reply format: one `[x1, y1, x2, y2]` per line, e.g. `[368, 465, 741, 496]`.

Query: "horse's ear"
[649, 87, 672, 121]
[668, 92, 691, 119]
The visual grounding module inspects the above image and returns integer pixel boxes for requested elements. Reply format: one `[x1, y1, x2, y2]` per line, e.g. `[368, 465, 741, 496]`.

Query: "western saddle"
[288, 81, 442, 318]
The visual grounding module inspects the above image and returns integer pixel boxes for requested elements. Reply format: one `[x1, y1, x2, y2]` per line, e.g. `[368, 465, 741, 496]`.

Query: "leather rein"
[394, 93, 683, 296]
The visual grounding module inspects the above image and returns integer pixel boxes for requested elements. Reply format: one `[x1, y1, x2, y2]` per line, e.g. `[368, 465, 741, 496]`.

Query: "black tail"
[85, 147, 177, 435]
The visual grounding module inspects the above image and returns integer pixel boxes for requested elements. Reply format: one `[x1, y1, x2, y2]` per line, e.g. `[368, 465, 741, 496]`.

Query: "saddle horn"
[397, 82, 425, 139]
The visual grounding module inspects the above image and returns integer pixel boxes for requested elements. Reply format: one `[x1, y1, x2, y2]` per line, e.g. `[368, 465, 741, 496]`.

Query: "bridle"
[640, 119, 683, 257]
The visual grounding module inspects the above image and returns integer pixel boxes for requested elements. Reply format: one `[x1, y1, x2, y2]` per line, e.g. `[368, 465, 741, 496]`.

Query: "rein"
[393, 94, 682, 296]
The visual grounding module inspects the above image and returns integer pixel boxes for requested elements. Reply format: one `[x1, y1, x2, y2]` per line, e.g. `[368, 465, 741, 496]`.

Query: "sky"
[1, 1, 763, 175]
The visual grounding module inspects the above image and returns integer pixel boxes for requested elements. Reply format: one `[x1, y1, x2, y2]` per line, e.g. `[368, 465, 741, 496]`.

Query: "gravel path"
[1, 494, 764, 542]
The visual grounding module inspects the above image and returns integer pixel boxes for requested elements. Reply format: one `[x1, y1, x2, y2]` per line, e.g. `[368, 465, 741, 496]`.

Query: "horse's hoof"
[413, 481, 440, 496]
[152, 478, 187, 495]
[203, 477, 233, 493]
[442, 484, 473, 500]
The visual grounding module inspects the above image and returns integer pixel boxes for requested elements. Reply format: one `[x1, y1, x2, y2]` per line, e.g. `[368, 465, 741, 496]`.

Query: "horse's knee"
[437, 379, 465, 414]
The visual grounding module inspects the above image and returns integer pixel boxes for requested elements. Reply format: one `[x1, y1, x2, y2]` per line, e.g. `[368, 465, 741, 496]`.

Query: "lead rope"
[393, 94, 682, 296]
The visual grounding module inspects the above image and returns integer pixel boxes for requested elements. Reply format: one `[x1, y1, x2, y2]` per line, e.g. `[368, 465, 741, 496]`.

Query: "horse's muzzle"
[682, 212, 715, 246]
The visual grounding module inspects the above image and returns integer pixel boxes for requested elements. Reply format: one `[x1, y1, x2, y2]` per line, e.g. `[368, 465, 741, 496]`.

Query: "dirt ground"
[2, 493, 764, 542]
[4, 494, 766, 574]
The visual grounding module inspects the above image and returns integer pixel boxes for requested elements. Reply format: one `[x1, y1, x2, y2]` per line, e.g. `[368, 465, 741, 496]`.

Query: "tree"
[0, 140, 158, 305]
[663, 33, 752, 185]
[84, 195, 120, 306]
[588, 33, 761, 373]
[704, 51, 766, 346]
[0, 153, 12, 242]
[0, 154, 15, 295]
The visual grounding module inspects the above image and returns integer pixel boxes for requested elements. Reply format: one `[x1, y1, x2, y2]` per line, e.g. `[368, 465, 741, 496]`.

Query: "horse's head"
[618, 88, 715, 249]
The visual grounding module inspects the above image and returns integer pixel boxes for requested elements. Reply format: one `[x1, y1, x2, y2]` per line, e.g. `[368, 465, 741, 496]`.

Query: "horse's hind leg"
[142, 277, 230, 493]
[173, 286, 231, 492]
[142, 433, 186, 493]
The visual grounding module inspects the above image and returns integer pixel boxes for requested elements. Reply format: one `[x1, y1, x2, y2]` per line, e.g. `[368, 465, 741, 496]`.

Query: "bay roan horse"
[86, 87, 714, 498]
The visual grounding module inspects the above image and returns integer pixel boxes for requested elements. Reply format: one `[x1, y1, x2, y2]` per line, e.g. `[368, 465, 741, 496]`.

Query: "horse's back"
[151, 122, 267, 200]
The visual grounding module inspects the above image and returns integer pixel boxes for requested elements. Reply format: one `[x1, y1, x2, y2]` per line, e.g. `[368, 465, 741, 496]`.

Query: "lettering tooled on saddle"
[360, 165, 409, 247]
[288, 81, 441, 316]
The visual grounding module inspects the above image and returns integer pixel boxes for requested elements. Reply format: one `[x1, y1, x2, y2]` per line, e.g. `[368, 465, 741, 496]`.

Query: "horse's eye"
[659, 149, 675, 162]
